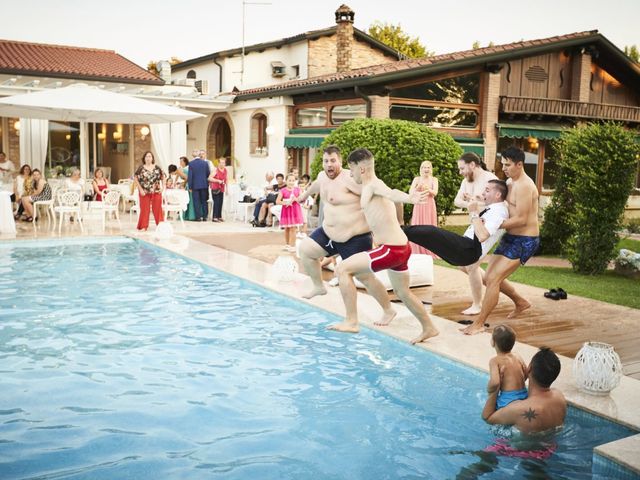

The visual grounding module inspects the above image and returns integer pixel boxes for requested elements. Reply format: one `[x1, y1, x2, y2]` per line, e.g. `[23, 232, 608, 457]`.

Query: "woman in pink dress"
[409, 160, 439, 256]
[276, 173, 304, 252]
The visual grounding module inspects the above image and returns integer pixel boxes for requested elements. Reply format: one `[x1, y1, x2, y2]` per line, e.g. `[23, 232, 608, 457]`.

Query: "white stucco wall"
[172, 62, 221, 94]
[228, 97, 293, 187]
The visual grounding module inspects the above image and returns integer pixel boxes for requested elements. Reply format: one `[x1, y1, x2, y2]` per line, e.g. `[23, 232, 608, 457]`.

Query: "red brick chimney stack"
[335, 4, 355, 73]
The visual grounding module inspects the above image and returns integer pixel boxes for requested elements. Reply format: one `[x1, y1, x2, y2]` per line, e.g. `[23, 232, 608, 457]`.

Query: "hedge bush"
[310, 118, 462, 220]
[543, 123, 639, 274]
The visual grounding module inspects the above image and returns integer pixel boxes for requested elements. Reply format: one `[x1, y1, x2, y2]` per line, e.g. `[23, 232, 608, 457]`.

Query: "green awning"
[497, 123, 564, 140]
[284, 136, 326, 148]
[459, 144, 485, 156]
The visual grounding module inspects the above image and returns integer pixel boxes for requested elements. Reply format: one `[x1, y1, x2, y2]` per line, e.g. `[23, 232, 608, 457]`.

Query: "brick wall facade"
[571, 51, 591, 102]
[8, 119, 20, 166]
[369, 95, 390, 119]
[133, 125, 151, 166]
[480, 71, 502, 171]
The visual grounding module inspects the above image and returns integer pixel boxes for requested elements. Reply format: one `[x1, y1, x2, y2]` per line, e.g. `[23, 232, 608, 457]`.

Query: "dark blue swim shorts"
[494, 233, 540, 265]
[309, 227, 373, 260]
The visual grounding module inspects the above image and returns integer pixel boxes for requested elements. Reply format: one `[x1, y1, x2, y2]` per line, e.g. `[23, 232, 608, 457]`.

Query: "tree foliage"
[310, 118, 462, 221]
[147, 57, 183, 75]
[368, 22, 432, 58]
[624, 45, 639, 63]
[541, 123, 639, 274]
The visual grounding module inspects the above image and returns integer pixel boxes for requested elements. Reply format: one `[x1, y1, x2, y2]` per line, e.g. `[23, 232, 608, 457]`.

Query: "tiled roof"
[237, 30, 601, 98]
[0, 39, 163, 85]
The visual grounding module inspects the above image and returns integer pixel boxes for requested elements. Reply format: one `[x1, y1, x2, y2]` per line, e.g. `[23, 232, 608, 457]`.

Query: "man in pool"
[482, 347, 567, 433]
[297, 145, 398, 326]
[461, 146, 540, 335]
[328, 148, 439, 344]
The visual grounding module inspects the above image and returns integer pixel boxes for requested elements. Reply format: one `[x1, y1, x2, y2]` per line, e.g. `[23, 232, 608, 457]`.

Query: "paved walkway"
[189, 230, 640, 380]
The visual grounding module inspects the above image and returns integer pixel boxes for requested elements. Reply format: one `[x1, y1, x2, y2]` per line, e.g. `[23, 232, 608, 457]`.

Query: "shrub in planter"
[310, 118, 462, 222]
[614, 249, 640, 279]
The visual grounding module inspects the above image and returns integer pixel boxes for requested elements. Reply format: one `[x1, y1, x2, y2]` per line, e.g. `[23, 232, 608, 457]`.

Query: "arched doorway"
[208, 116, 232, 162]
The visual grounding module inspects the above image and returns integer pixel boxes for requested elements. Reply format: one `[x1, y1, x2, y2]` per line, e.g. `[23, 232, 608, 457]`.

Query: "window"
[271, 61, 286, 78]
[291, 65, 300, 78]
[186, 70, 197, 79]
[250, 113, 268, 155]
[46, 121, 81, 177]
[295, 107, 327, 127]
[390, 73, 480, 104]
[331, 104, 367, 125]
[390, 104, 478, 129]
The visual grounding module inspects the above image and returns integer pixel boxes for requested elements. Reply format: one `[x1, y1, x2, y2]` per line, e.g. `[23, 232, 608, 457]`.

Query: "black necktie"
[479, 208, 489, 217]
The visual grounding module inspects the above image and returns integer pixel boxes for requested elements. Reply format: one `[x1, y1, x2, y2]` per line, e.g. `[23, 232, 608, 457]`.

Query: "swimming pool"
[0, 237, 637, 479]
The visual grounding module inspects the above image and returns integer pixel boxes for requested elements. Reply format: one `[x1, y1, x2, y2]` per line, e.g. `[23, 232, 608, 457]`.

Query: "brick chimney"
[335, 4, 355, 73]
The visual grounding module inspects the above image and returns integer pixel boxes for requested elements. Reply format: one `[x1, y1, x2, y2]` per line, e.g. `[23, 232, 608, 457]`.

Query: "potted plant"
[614, 248, 640, 279]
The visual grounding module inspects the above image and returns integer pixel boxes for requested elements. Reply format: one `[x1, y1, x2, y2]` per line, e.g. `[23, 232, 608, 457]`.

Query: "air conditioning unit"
[175, 78, 195, 86]
[195, 80, 209, 95]
[271, 61, 286, 78]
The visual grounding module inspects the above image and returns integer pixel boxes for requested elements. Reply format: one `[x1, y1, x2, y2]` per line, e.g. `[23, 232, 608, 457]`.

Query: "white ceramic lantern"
[573, 342, 623, 395]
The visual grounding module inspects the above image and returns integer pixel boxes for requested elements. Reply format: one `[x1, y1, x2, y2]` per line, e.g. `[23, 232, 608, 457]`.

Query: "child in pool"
[488, 324, 528, 409]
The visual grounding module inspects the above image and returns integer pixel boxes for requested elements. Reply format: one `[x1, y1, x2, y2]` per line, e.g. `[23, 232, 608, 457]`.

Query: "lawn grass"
[618, 236, 640, 252]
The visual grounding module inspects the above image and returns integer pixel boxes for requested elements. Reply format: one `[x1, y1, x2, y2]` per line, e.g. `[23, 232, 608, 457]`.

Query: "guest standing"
[187, 151, 210, 221]
[210, 157, 228, 222]
[177, 156, 196, 221]
[409, 160, 439, 256]
[133, 151, 165, 231]
[92, 168, 109, 201]
[276, 173, 304, 251]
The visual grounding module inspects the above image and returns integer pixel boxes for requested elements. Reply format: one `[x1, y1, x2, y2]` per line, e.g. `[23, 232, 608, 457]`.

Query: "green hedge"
[310, 118, 462, 220]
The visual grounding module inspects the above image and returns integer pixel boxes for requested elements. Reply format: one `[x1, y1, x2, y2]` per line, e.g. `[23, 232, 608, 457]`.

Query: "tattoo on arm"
[522, 408, 538, 422]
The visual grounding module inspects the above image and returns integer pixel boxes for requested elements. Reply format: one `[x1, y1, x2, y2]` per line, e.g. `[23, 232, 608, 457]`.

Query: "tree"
[147, 57, 183, 75]
[624, 45, 639, 63]
[541, 123, 639, 274]
[472, 41, 495, 50]
[368, 22, 432, 58]
[310, 118, 462, 221]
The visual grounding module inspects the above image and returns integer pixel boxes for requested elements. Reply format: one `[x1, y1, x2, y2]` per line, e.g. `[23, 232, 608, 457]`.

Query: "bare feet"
[461, 305, 481, 315]
[374, 308, 397, 326]
[460, 322, 487, 335]
[410, 327, 439, 344]
[327, 320, 359, 333]
[507, 299, 531, 319]
[302, 285, 327, 299]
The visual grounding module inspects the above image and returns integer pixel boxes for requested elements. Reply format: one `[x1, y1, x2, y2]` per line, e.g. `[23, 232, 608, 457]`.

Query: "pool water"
[0, 238, 636, 479]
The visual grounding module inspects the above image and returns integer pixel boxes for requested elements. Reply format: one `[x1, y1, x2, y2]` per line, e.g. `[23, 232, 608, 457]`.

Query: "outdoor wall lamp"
[14, 120, 20, 131]
[265, 125, 276, 136]
[113, 131, 122, 140]
[97, 132, 106, 140]
[140, 126, 150, 140]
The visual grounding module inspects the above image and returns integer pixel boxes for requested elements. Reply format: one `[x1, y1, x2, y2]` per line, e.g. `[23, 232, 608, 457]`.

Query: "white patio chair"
[162, 189, 187, 227]
[270, 204, 282, 229]
[33, 186, 57, 225]
[53, 190, 83, 234]
[129, 189, 140, 222]
[99, 190, 121, 230]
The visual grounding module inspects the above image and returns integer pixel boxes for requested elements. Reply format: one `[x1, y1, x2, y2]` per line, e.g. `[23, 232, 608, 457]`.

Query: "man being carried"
[329, 148, 439, 344]
[483, 347, 566, 434]
[461, 147, 539, 335]
[404, 179, 508, 269]
[297, 146, 396, 326]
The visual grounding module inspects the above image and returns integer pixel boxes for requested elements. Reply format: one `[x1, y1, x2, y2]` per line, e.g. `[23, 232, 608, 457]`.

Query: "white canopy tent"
[0, 83, 204, 178]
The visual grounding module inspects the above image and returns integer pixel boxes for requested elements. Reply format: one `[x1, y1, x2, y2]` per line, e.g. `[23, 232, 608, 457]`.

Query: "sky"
[2, 0, 639, 68]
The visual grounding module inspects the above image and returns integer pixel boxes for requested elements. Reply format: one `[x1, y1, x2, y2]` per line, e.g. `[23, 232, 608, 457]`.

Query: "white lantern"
[573, 342, 623, 395]
[154, 221, 174, 240]
[272, 255, 298, 282]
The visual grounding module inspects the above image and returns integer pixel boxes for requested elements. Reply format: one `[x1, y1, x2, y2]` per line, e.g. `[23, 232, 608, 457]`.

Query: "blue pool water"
[0, 238, 637, 479]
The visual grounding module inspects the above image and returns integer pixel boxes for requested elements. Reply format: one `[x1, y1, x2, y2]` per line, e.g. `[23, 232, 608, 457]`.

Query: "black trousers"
[404, 225, 482, 267]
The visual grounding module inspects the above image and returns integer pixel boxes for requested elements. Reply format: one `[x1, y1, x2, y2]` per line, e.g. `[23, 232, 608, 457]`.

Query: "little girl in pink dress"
[277, 173, 304, 252]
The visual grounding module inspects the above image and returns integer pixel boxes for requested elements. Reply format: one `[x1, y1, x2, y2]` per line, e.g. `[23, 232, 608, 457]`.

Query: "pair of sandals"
[544, 288, 568, 300]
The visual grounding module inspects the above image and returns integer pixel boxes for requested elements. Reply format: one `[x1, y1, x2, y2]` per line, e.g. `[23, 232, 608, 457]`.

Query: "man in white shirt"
[0, 152, 15, 182]
[404, 179, 509, 301]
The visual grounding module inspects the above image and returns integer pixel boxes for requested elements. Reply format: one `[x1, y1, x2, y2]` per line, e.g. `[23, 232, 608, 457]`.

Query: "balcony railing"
[500, 96, 640, 123]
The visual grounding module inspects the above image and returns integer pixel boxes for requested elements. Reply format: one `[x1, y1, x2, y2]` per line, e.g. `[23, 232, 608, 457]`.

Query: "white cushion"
[354, 253, 434, 291]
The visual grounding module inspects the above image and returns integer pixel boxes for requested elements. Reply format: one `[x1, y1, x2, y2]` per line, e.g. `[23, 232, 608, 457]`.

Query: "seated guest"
[20, 169, 52, 221]
[255, 173, 285, 227]
[92, 168, 109, 201]
[13, 164, 32, 219]
[166, 164, 181, 189]
[65, 168, 85, 196]
[251, 171, 277, 226]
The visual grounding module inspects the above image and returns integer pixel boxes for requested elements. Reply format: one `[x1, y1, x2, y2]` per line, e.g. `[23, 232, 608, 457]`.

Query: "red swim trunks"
[368, 244, 411, 272]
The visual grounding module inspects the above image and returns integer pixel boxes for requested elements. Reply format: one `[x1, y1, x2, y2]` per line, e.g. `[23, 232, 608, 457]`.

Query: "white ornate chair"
[163, 189, 188, 227]
[99, 190, 121, 230]
[33, 186, 57, 225]
[53, 190, 83, 233]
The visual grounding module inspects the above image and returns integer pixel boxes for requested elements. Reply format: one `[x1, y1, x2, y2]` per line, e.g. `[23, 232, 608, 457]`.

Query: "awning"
[459, 144, 485, 156]
[284, 136, 326, 149]
[497, 123, 565, 140]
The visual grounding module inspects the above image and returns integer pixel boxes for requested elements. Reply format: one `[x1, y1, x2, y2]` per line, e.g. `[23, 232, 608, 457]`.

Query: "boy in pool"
[487, 325, 528, 409]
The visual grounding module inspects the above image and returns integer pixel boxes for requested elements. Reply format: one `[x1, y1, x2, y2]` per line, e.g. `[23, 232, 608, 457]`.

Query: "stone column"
[480, 71, 501, 171]
[571, 51, 591, 103]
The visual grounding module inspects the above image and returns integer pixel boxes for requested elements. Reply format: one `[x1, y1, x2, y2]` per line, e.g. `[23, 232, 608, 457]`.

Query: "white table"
[0, 191, 16, 234]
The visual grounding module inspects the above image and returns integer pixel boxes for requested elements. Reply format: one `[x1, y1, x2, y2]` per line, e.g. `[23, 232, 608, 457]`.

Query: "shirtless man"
[297, 145, 396, 325]
[483, 347, 566, 434]
[461, 146, 540, 335]
[329, 148, 439, 344]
